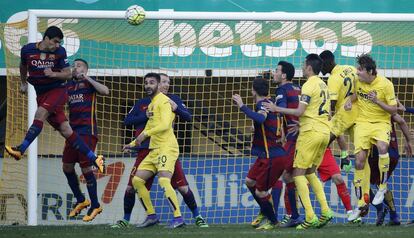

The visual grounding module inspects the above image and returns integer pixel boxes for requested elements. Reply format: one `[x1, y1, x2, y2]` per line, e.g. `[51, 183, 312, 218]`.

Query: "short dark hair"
[74, 58, 89, 69]
[319, 50, 335, 63]
[305, 54, 323, 75]
[43, 26, 64, 40]
[144, 72, 161, 82]
[319, 50, 336, 75]
[277, 61, 295, 80]
[253, 78, 269, 97]
[357, 54, 377, 75]
[159, 73, 169, 78]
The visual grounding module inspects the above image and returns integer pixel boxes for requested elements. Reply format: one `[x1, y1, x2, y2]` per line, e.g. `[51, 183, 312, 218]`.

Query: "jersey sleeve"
[384, 80, 397, 106]
[124, 99, 148, 126]
[20, 46, 27, 65]
[300, 81, 314, 105]
[170, 94, 192, 122]
[327, 75, 341, 101]
[275, 87, 287, 108]
[57, 47, 70, 69]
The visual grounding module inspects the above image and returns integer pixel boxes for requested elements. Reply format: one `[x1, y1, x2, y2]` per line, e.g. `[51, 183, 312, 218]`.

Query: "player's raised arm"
[392, 113, 412, 157]
[169, 95, 192, 122]
[232, 93, 267, 124]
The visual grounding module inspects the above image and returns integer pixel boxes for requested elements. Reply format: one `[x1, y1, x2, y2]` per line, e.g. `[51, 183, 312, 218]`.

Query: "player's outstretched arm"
[44, 67, 72, 80]
[124, 99, 150, 126]
[392, 113, 412, 157]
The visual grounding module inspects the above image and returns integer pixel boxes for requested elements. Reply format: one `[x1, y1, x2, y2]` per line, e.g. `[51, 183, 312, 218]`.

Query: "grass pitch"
[1, 223, 414, 238]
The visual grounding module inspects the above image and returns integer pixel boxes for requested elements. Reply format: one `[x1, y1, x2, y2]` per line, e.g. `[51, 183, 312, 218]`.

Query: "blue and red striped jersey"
[20, 43, 69, 95]
[251, 98, 285, 158]
[275, 83, 301, 141]
[66, 79, 98, 137]
[124, 93, 191, 149]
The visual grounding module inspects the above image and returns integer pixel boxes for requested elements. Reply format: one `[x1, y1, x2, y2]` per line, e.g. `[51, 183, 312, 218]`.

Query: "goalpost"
[1, 9, 414, 226]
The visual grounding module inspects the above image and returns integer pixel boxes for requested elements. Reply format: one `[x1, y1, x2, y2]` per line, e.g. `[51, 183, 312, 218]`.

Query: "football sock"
[20, 119, 43, 153]
[259, 194, 277, 224]
[378, 153, 390, 190]
[159, 177, 182, 217]
[181, 189, 199, 218]
[306, 173, 330, 214]
[123, 187, 135, 221]
[64, 171, 85, 203]
[336, 182, 352, 211]
[132, 176, 155, 215]
[84, 171, 99, 208]
[286, 182, 299, 219]
[354, 168, 366, 207]
[294, 175, 314, 221]
[271, 180, 283, 218]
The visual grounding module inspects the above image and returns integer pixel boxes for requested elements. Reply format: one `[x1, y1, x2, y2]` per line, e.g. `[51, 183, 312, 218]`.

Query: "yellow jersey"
[355, 75, 396, 123]
[299, 75, 331, 133]
[144, 92, 179, 149]
[328, 65, 358, 111]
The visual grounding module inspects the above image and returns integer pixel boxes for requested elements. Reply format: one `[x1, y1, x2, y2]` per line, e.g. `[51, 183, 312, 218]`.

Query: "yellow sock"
[378, 153, 390, 190]
[159, 177, 182, 217]
[362, 161, 371, 204]
[132, 176, 155, 215]
[294, 175, 314, 221]
[354, 169, 366, 207]
[306, 173, 330, 214]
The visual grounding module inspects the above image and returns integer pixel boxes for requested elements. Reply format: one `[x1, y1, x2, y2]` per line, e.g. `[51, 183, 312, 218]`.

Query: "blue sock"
[64, 171, 85, 203]
[67, 133, 96, 162]
[20, 119, 43, 153]
[84, 171, 99, 208]
[181, 189, 199, 218]
[123, 188, 135, 221]
[271, 181, 283, 218]
[259, 195, 277, 224]
[286, 182, 299, 219]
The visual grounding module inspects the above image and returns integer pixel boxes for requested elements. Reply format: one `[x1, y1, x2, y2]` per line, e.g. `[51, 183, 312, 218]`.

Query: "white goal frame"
[26, 9, 414, 225]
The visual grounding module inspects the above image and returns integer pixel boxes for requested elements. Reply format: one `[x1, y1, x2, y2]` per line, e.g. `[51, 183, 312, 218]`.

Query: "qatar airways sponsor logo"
[31, 59, 55, 69]
[68, 94, 84, 104]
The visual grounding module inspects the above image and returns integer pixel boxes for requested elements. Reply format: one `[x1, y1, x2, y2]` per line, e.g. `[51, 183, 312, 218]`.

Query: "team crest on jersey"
[49, 54, 55, 60]
[40, 53, 46, 60]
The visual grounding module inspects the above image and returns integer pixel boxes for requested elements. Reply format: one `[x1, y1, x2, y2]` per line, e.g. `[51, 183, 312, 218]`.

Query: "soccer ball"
[125, 5, 146, 25]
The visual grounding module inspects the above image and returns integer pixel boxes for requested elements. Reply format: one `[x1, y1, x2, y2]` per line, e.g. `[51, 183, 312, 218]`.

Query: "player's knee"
[81, 166, 93, 174]
[126, 185, 135, 194]
[59, 122, 73, 138]
[158, 177, 172, 189]
[62, 163, 75, 174]
[355, 159, 365, 170]
[255, 189, 268, 198]
[177, 185, 189, 194]
[331, 174, 344, 184]
[35, 107, 49, 121]
[377, 144, 388, 154]
[245, 177, 255, 188]
[132, 176, 146, 189]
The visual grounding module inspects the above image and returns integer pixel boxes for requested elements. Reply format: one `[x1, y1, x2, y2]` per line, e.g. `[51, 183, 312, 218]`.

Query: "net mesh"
[1, 16, 413, 225]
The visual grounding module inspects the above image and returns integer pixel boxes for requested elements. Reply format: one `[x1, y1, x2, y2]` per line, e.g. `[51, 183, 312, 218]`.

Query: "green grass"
[1, 224, 414, 238]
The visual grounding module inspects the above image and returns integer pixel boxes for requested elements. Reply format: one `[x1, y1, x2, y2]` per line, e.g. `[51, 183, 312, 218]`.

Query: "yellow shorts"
[330, 107, 357, 137]
[294, 130, 330, 169]
[354, 122, 391, 154]
[137, 147, 179, 174]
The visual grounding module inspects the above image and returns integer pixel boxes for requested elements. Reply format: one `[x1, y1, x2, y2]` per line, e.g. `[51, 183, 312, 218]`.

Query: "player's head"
[357, 54, 377, 83]
[319, 50, 336, 75]
[158, 73, 170, 94]
[144, 72, 161, 97]
[42, 26, 64, 52]
[72, 59, 89, 79]
[303, 54, 323, 78]
[274, 61, 295, 84]
[252, 78, 269, 98]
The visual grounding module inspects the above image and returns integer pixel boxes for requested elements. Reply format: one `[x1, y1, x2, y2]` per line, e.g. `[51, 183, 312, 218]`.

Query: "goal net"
[1, 10, 413, 225]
